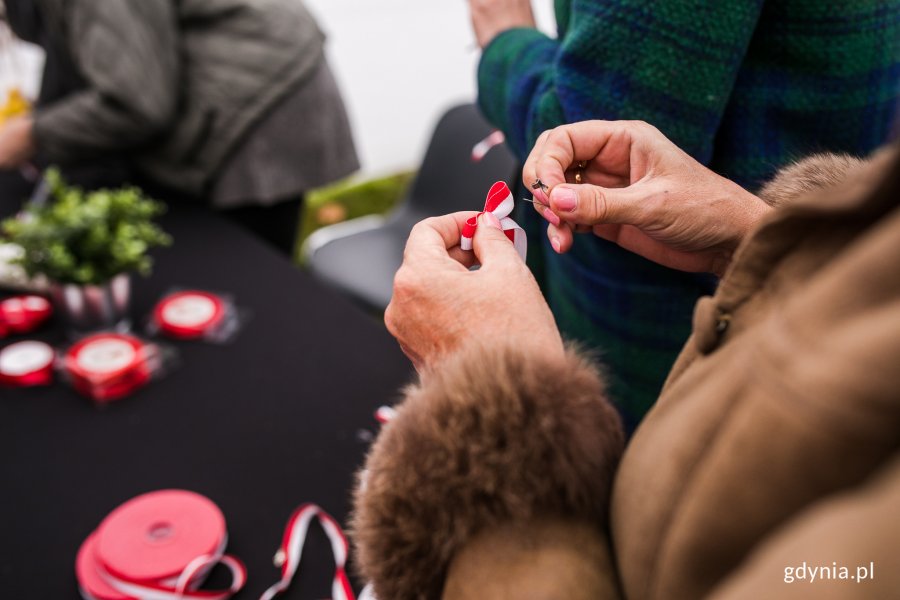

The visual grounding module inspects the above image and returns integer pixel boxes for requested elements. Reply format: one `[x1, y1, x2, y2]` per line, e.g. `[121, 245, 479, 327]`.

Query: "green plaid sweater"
[478, 0, 900, 432]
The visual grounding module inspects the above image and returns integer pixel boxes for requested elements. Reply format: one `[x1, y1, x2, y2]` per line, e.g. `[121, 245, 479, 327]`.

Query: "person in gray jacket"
[0, 0, 358, 254]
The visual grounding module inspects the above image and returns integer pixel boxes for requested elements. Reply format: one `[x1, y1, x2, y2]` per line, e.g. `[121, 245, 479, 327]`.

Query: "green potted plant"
[1, 169, 171, 332]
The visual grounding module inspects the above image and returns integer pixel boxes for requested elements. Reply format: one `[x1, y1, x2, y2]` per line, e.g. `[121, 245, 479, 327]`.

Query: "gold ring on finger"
[574, 161, 587, 184]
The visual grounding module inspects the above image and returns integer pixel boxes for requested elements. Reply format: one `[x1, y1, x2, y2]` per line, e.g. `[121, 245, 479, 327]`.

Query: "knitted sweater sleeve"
[477, 0, 765, 161]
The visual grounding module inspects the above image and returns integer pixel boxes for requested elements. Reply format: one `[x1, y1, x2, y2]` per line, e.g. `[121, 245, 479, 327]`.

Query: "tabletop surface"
[0, 173, 414, 598]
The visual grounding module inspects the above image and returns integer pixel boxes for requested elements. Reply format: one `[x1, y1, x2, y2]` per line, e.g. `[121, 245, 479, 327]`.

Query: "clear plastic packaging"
[0, 294, 52, 338]
[147, 289, 245, 344]
[62, 332, 172, 403]
[0, 340, 54, 387]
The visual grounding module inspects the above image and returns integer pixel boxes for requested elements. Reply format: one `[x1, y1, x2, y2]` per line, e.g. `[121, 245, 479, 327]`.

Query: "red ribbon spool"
[76, 490, 245, 600]
[64, 333, 153, 402]
[0, 295, 53, 337]
[153, 291, 226, 340]
[0, 340, 54, 387]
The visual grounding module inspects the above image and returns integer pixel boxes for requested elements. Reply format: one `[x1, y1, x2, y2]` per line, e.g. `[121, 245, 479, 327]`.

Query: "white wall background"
[1, 3, 557, 178]
[304, 1, 556, 177]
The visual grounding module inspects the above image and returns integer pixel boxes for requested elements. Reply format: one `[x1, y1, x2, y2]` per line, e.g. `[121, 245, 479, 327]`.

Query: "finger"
[547, 183, 645, 226]
[523, 129, 553, 206]
[472, 211, 522, 265]
[531, 121, 637, 192]
[404, 211, 479, 262]
[448, 245, 477, 268]
[546, 221, 574, 254]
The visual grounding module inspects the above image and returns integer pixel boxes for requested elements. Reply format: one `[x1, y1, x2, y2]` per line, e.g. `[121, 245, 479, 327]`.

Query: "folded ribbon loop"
[261, 503, 355, 600]
[460, 181, 526, 261]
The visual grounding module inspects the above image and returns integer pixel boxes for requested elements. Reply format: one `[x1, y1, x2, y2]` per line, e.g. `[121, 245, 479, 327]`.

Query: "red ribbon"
[262, 504, 357, 600]
[64, 334, 155, 402]
[0, 340, 54, 387]
[77, 490, 246, 600]
[152, 291, 227, 340]
[0, 295, 52, 338]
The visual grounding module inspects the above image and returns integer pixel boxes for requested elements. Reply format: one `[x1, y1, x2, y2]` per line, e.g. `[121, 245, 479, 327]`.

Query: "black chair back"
[393, 104, 517, 220]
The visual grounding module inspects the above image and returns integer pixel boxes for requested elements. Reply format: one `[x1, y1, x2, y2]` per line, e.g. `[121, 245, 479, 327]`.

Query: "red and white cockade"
[460, 181, 526, 261]
[76, 490, 246, 600]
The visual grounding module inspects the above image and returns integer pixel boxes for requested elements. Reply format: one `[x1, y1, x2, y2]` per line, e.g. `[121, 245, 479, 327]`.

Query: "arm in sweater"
[477, 0, 765, 160]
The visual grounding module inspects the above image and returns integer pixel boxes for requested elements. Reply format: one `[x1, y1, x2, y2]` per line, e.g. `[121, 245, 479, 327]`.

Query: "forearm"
[477, 28, 561, 158]
[352, 342, 625, 598]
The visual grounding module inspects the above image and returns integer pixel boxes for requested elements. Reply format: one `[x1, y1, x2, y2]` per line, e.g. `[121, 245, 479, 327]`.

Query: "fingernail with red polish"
[552, 187, 577, 212]
[542, 207, 561, 227]
[481, 211, 502, 230]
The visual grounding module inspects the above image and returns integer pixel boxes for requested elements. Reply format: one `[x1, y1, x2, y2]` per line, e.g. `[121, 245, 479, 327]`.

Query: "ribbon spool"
[153, 291, 227, 340]
[0, 295, 52, 337]
[460, 181, 526, 261]
[64, 333, 154, 402]
[76, 490, 246, 600]
[0, 340, 54, 387]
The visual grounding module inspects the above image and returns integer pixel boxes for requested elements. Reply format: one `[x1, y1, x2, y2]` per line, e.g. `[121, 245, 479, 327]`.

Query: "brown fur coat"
[353, 146, 900, 599]
[352, 344, 624, 599]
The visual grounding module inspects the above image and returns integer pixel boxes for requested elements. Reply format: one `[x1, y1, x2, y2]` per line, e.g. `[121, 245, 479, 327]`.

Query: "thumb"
[473, 211, 520, 265]
[548, 183, 643, 226]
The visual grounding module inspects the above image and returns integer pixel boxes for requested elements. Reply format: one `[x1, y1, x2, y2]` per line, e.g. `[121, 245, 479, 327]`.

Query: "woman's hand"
[0, 116, 36, 170]
[468, 0, 536, 48]
[524, 120, 772, 276]
[385, 211, 562, 373]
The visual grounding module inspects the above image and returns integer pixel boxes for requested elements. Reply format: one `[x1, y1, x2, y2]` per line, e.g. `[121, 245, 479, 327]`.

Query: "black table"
[0, 173, 414, 598]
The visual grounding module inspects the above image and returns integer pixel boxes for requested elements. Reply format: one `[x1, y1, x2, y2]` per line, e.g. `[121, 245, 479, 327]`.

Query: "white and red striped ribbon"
[261, 503, 355, 600]
[97, 549, 245, 600]
[79, 534, 247, 600]
[470, 130, 506, 162]
[374, 406, 397, 424]
[460, 181, 526, 261]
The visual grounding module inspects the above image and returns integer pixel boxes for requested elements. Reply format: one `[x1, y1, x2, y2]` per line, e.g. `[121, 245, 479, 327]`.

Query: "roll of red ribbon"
[76, 490, 246, 600]
[64, 333, 153, 402]
[0, 295, 52, 336]
[0, 340, 54, 387]
[153, 291, 226, 339]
